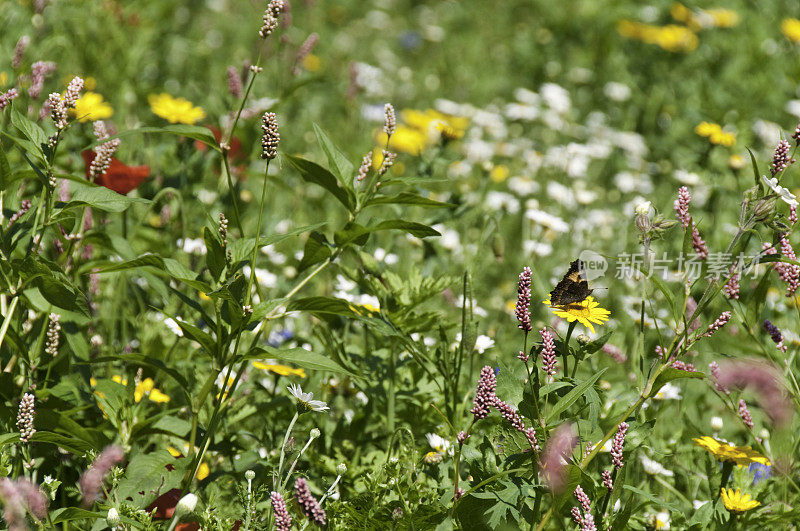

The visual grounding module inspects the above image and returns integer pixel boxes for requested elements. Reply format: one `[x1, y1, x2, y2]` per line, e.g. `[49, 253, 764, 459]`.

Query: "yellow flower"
[148, 93, 206, 125]
[618, 20, 698, 52]
[73, 92, 114, 122]
[706, 9, 739, 28]
[252, 362, 306, 378]
[196, 461, 210, 481]
[652, 25, 698, 52]
[402, 109, 468, 140]
[721, 488, 760, 513]
[692, 436, 770, 466]
[149, 388, 171, 403]
[542, 296, 610, 334]
[490, 165, 510, 183]
[302, 54, 322, 72]
[695, 121, 721, 137]
[728, 154, 745, 170]
[670, 3, 692, 23]
[782, 18, 800, 44]
[709, 130, 736, 147]
[376, 125, 428, 155]
[134, 378, 155, 403]
[111, 375, 128, 386]
[0, 71, 8, 87]
[167, 446, 183, 457]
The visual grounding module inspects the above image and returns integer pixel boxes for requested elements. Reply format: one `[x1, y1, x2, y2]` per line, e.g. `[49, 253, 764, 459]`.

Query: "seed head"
[260, 112, 279, 160]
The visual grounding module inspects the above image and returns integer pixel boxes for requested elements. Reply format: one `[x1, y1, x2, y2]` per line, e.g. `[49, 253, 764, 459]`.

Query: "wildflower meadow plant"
[4, 0, 800, 528]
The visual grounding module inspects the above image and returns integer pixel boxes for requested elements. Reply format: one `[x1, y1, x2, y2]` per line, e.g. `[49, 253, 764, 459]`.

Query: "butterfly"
[549, 259, 593, 310]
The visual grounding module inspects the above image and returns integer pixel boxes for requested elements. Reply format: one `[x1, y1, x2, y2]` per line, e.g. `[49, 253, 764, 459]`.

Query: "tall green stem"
[246, 160, 271, 305]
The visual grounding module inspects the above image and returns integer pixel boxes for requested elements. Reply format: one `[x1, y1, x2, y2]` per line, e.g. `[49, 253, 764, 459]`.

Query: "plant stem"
[275, 412, 299, 491]
[561, 321, 576, 377]
[246, 159, 271, 306]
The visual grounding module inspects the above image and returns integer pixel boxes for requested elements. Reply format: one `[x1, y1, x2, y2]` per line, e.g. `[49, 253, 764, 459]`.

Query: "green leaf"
[648, 368, 704, 399]
[609, 495, 635, 530]
[298, 231, 332, 271]
[229, 222, 327, 264]
[174, 319, 218, 358]
[84, 124, 220, 151]
[30, 431, 95, 455]
[334, 219, 440, 246]
[364, 192, 456, 209]
[577, 331, 613, 356]
[66, 180, 149, 212]
[0, 433, 21, 448]
[546, 368, 607, 423]
[747, 147, 761, 189]
[0, 142, 10, 191]
[91, 254, 210, 292]
[623, 485, 683, 513]
[203, 226, 226, 281]
[116, 450, 187, 506]
[283, 153, 355, 211]
[313, 123, 354, 186]
[12, 109, 48, 154]
[286, 296, 357, 317]
[246, 346, 358, 377]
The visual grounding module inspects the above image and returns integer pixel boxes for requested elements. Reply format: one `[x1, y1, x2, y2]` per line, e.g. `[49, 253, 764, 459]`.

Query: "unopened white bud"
[106, 508, 121, 527]
[309, 428, 321, 439]
[336, 463, 347, 475]
[710, 416, 723, 431]
[175, 493, 198, 516]
[245, 470, 255, 480]
[634, 200, 652, 216]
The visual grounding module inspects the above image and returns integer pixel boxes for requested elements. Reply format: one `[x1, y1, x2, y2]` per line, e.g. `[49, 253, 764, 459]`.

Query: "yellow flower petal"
[148, 93, 205, 125]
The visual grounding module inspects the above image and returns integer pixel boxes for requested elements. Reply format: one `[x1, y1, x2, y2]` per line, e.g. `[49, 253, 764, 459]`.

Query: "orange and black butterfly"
[549, 259, 593, 310]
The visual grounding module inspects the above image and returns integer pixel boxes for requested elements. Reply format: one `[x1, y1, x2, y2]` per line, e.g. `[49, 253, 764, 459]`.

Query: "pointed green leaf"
[246, 346, 357, 377]
[365, 192, 456, 209]
[546, 368, 607, 423]
[648, 368, 704, 399]
[313, 123, 354, 185]
[283, 153, 355, 211]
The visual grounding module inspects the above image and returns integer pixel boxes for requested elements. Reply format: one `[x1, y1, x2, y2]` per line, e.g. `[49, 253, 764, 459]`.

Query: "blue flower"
[748, 462, 771, 485]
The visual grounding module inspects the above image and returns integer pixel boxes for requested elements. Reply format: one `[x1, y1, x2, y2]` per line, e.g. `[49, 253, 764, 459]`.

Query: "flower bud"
[106, 508, 121, 527]
[175, 493, 198, 517]
[634, 200, 652, 216]
[710, 416, 723, 431]
[635, 213, 652, 234]
[336, 463, 347, 475]
[576, 334, 591, 345]
[753, 196, 777, 220]
[245, 470, 255, 481]
[309, 428, 321, 439]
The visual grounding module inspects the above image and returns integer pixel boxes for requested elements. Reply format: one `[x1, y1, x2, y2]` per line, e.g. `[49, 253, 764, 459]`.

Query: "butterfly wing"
[549, 259, 593, 307]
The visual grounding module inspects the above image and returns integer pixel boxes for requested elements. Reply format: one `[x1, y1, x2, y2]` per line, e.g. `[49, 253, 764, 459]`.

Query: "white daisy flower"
[426, 433, 453, 456]
[287, 384, 329, 414]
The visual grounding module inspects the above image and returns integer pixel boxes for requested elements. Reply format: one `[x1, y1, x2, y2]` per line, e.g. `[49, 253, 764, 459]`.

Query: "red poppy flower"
[81, 150, 150, 195]
[194, 126, 243, 162]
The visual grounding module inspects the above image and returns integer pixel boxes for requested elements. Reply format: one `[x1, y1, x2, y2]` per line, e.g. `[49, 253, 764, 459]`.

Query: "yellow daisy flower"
[721, 488, 760, 513]
[692, 436, 770, 466]
[252, 362, 306, 378]
[782, 18, 800, 44]
[73, 92, 113, 122]
[375, 125, 428, 155]
[490, 164, 510, 183]
[542, 296, 610, 334]
[695, 121, 721, 137]
[148, 93, 206, 125]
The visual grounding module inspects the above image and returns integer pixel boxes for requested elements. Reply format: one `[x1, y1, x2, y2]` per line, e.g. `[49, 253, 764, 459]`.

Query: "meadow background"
[2, 0, 800, 529]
